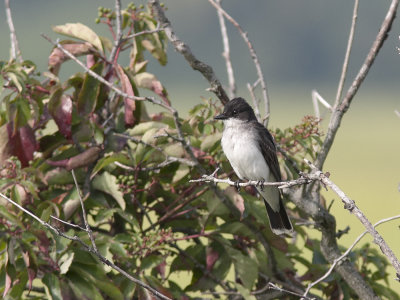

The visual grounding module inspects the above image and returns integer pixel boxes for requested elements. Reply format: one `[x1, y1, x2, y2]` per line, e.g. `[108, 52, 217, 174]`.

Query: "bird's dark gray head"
[214, 97, 257, 122]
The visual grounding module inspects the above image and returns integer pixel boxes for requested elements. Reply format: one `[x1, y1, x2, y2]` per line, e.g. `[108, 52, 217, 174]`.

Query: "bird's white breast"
[221, 118, 270, 181]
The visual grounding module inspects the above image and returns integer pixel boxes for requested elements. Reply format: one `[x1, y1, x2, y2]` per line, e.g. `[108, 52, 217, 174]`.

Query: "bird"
[214, 97, 293, 235]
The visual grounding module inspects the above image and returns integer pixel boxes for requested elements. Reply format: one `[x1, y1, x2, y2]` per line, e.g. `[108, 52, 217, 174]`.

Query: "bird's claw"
[234, 180, 241, 192]
[257, 180, 265, 191]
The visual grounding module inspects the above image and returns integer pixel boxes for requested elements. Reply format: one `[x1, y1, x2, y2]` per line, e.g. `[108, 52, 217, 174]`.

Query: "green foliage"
[0, 2, 398, 300]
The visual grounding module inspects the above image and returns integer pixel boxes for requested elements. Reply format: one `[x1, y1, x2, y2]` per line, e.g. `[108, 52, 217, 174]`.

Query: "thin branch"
[303, 213, 400, 298]
[123, 22, 163, 42]
[311, 89, 332, 119]
[148, 0, 230, 105]
[108, 0, 123, 64]
[4, 0, 22, 62]
[247, 81, 262, 123]
[334, 0, 359, 108]
[208, 0, 270, 126]
[190, 168, 315, 189]
[216, 0, 236, 98]
[71, 169, 98, 252]
[305, 159, 400, 280]
[315, 0, 399, 169]
[50, 215, 87, 231]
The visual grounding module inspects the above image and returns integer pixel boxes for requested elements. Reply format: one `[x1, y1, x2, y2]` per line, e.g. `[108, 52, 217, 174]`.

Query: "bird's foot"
[234, 180, 241, 192]
[257, 180, 265, 191]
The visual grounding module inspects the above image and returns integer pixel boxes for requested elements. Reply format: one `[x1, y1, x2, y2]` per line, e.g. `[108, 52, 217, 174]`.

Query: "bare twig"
[5, 0, 22, 62]
[149, 0, 230, 104]
[303, 213, 400, 298]
[208, 0, 270, 126]
[108, 0, 123, 64]
[71, 169, 98, 252]
[50, 215, 87, 231]
[123, 22, 163, 41]
[311, 89, 332, 119]
[305, 159, 400, 280]
[190, 168, 315, 189]
[0, 192, 171, 300]
[247, 80, 262, 122]
[315, 0, 399, 169]
[334, 0, 359, 108]
[216, 0, 236, 98]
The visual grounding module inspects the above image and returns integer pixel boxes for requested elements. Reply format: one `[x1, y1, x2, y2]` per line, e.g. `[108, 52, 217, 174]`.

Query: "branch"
[4, 0, 22, 62]
[216, 0, 236, 98]
[247, 80, 262, 122]
[334, 0, 359, 108]
[108, 0, 123, 64]
[208, 0, 270, 126]
[189, 167, 315, 189]
[305, 159, 400, 280]
[123, 22, 163, 41]
[303, 213, 400, 298]
[315, 0, 399, 169]
[148, 0, 230, 105]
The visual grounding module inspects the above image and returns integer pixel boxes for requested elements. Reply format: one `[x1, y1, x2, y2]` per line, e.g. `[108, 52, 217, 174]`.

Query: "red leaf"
[7, 123, 37, 167]
[135, 72, 170, 106]
[49, 89, 72, 139]
[116, 64, 136, 127]
[86, 54, 95, 69]
[48, 42, 92, 75]
[206, 247, 219, 271]
[47, 147, 101, 170]
[22, 251, 36, 294]
[3, 272, 12, 298]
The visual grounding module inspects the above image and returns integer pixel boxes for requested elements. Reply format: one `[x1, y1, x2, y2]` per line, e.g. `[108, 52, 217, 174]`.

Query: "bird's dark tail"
[263, 198, 293, 235]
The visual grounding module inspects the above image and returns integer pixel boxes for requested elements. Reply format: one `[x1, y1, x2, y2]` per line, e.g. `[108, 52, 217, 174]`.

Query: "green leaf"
[141, 255, 164, 271]
[59, 252, 74, 274]
[91, 153, 130, 177]
[8, 271, 28, 299]
[200, 132, 222, 152]
[127, 121, 167, 136]
[6, 71, 24, 93]
[96, 280, 124, 300]
[77, 62, 104, 115]
[52, 23, 103, 52]
[92, 172, 126, 210]
[43, 273, 63, 300]
[7, 96, 31, 129]
[231, 251, 258, 289]
[234, 282, 257, 300]
[67, 271, 103, 300]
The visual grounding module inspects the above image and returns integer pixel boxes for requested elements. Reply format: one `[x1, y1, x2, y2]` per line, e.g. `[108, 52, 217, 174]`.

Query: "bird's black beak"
[214, 113, 228, 120]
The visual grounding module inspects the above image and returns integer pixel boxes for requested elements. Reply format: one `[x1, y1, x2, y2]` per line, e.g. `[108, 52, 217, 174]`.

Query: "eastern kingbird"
[214, 97, 293, 235]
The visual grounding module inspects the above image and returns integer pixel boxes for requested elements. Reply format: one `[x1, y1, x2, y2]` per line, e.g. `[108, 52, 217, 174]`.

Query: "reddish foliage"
[7, 123, 37, 167]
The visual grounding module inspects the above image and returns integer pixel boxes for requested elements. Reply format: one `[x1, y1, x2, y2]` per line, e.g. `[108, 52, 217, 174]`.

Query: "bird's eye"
[232, 109, 238, 115]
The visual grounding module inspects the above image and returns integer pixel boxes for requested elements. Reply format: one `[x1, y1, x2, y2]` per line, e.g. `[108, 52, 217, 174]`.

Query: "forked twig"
[208, 0, 270, 126]
[216, 0, 236, 98]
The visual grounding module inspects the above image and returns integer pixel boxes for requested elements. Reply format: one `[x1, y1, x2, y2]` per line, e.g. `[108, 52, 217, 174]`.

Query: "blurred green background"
[1, 0, 400, 293]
